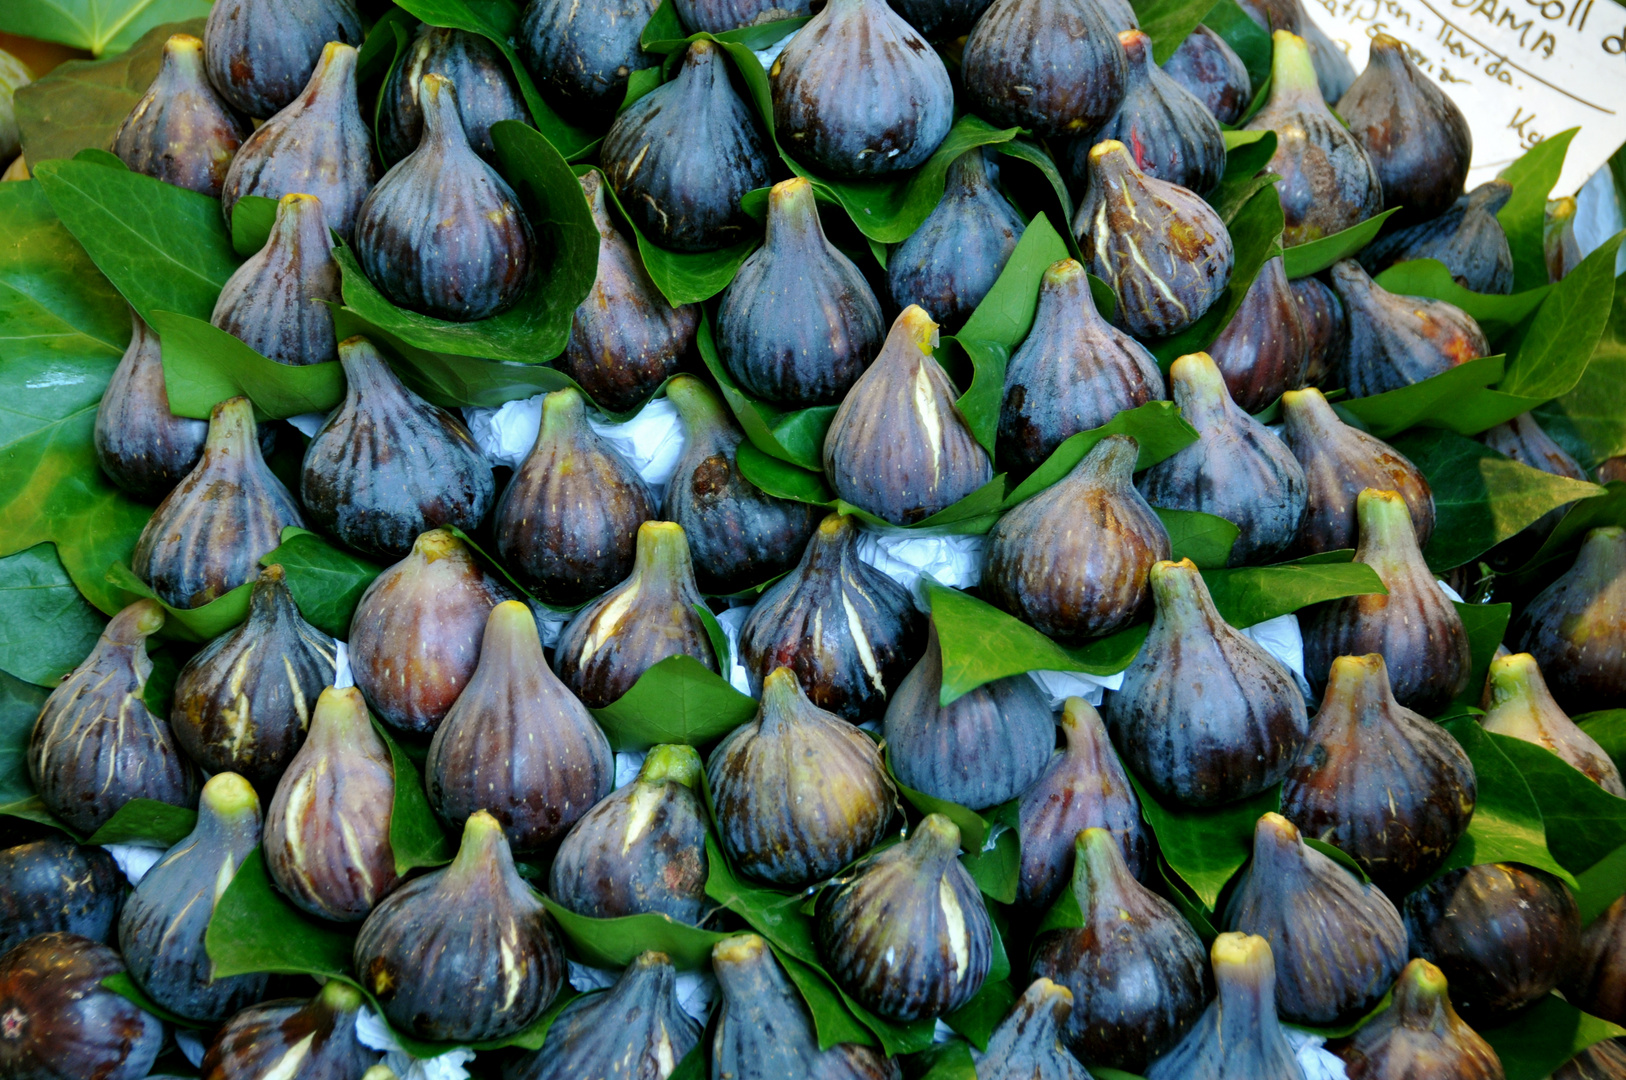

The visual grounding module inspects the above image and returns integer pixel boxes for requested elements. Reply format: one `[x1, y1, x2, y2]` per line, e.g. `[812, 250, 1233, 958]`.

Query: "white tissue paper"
[1437, 580, 1465, 603]
[566, 961, 715, 1027]
[614, 751, 649, 788]
[1287, 1026, 1350, 1080]
[355, 1008, 476, 1080]
[713, 606, 756, 695]
[333, 639, 354, 689]
[103, 844, 165, 886]
[853, 530, 985, 605]
[173, 1028, 207, 1067]
[1242, 613, 1312, 700]
[286, 411, 327, 439]
[1027, 668, 1123, 708]
[751, 30, 798, 72]
[533, 606, 575, 651]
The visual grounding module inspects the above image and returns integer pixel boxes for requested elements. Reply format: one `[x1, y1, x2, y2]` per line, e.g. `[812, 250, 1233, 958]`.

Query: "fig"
[974, 979, 1093, 1080]
[961, 0, 1126, 138]
[518, 0, 659, 119]
[0, 49, 29, 166]
[1281, 653, 1477, 895]
[1291, 274, 1346, 387]
[884, 623, 1053, 810]
[493, 385, 656, 606]
[738, 512, 926, 723]
[1548, 196, 1583, 282]
[822, 305, 993, 525]
[553, 521, 718, 708]
[132, 395, 304, 608]
[663, 374, 821, 593]
[94, 310, 207, 500]
[427, 600, 615, 852]
[1030, 828, 1209, 1072]
[355, 810, 565, 1042]
[0, 839, 123, 954]
[548, 744, 709, 924]
[887, 150, 1024, 331]
[709, 666, 896, 886]
[1339, 959, 1504, 1080]
[263, 685, 400, 922]
[112, 34, 249, 197]
[1513, 527, 1626, 713]
[203, 0, 364, 118]
[377, 25, 527, 165]
[211, 192, 342, 368]
[890, 0, 992, 38]
[28, 600, 198, 835]
[1300, 488, 1471, 714]
[200, 980, 379, 1080]
[1102, 558, 1310, 806]
[1556, 1042, 1626, 1080]
[118, 773, 267, 1022]
[220, 41, 375, 239]
[676, 0, 813, 32]
[602, 40, 771, 253]
[770, 0, 954, 176]
[1161, 24, 1252, 126]
[504, 951, 701, 1080]
[1403, 863, 1580, 1022]
[996, 259, 1165, 476]
[716, 176, 884, 407]
[1137, 352, 1307, 566]
[301, 336, 495, 558]
[1482, 411, 1589, 562]
[1145, 933, 1305, 1080]
[1483, 652, 1624, 794]
[815, 813, 992, 1021]
[1245, 31, 1382, 246]
[1206, 255, 1310, 412]
[1234, 0, 1354, 100]
[1568, 895, 1626, 1025]
[0, 933, 163, 1080]
[561, 171, 699, 413]
[170, 564, 336, 789]
[355, 74, 534, 322]
[1360, 180, 1515, 295]
[1075, 140, 1234, 338]
[1330, 258, 1489, 397]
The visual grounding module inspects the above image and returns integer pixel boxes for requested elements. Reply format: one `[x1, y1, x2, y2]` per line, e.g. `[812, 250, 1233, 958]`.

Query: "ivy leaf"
[1200, 555, 1386, 628]
[539, 897, 728, 969]
[260, 527, 381, 639]
[205, 846, 356, 980]
[1497, 129, 1578, 294]
[1478, 994, 1624, 1080]
[1509, 481, 1626, 586]
[1156, 509, 1240, 569]
[1372, 259, 1550, 343]
[0, 0, 209, 56]
[104, 561, 253, 643]
[228, 195, 277, 259]
[1334, 356, 1507, 440]
[1535, 280, 1626, 466]
[0, 542, 105, 686]
[1281, 208, 1399, 279]
[374, 718, 454, 874]
[1498, 233, 1623, 402]
[1493, 732, 1626, 877]
[0, 671, 49, 804]
[589, 656, 758, 752]
[1437, 718, 1574, 885]
[83, 798, 195, 846]
[1128, 769, 1281, 909]
[153, 311, 344, 420]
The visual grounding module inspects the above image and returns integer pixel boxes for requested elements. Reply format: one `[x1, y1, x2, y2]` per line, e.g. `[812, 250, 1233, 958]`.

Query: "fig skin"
[716, 176, 885, 407]
[815, 813, 992, 1022]
[427, 601, 615, 853]
[974, 979, 1093, 1080]
[1103, 558, 1310, 807]
[1161, 24, 1252, 126]
[996, 259, 1166, 476]
[1483, 652, 1624, 794]
[1548, 196, 1584, 283]
[211, 192, 341, 368]
[770, 0, 954, 177]
[0, 51, 27, 165]
[822, 305, 994, 525]
[263, 685, 400, 923]
[200, 980, 379, 1080]
[1360, 180, 1516, 295]
[519, 0, 660, 120]
[961, 0, 1126, 138]
[709, 667, 897, 887]
[0, 932, 164, 1080]
[891, 0, 992, 38]
[676, 0, 813, 33]
[1206, 255, 1311, 413]
[1145, 932, 1306, 1080]
[738, 512, 926, 723]
[1281, 653, 1477, 896]
[377, 25, 527, 166]
[1513, 527, 1626, 713]
[1339, 959, 1505, 1080]
[203, 0, 364, 118]
[28, 600, 198, 836]
[1330, 258, 1489, 397]
[1291, 274, 1347, 387]
[0, 839, 123, 955]
[112, 34, 248, 197]
[94, 310, 208, 501]
[170, 564, 337, 790]
[548, 745, 709, 924]
[1567, 895, 1626, 1026]
[1554, 1041, 1626, 1080]
[561, 171, 699, 414]
[300, 335, 496, 559]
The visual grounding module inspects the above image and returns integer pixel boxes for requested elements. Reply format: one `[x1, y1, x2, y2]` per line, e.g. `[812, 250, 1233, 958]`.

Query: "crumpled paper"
[286, 411, 327, 439]
[853, 531, 985, 605]
[713, 605, 755, 695]
[333, 639, 354, 689]
[1287, 1025, 1350, 1080]
[567, 961, 716, 1027]
[103, 844, 165, 886]
[355, 1007, 476, 1080]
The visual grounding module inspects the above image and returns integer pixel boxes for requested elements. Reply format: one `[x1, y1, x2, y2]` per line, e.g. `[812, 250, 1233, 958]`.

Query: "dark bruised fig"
[709, 667, 896, 887]
[676, 0, 812, 33]
[118, 773, 267, 1022]
[0, 933, 164, 1080]
[355, 75, 534, 322]
[1076, 140, 1234, 338]
[200, 981, 379, 1080]
[1290, 275, 1346, 387]
[1484, 652, 1625, 794]
[203, 0, 364, 118]
[301, 336, 495, 559]
[94, 310, 206, 500]
[1245, 31, 1383, 247]
[264, 686, 399, 923]
[170, 565, 336, 789]
[28, 601, 198, 835]
[1281, 386, 1435, 554]
[554, 522, 718, 707]
[1339, 959, 1505, 1080]
[717, 177, 885, 407]
[132, 396, 304, 608]
[1402, 864, 1580, 1022]
[504, 952, 701, 1080]
[769, 0, 954, 176]
[112, 34, 248, 197]
[1359, 181, 1515, 295]
[1547, 196, 1583, 283]
[1281, 654, 1476, 895]
[815, 813, 992, 1021]
[1329, 259, 1488, 396]
[494, 386, 655, 606]
[348, 528, 520, 733]
[1138, 353, 1307, 566]
[427, 601, 614, 852]
[1482, 411, 1589, 562]
[1555, 1042, 1626, 1080]
[377, 25, 527, 166]
[0, 839, 122, 954]
[1301, 488, 1471, 714]
[1102, 558, 1310, 807]
[1514, 527, 1626, 714]
[890, 0, 993, 39]
[220, 42, 375, 239]
[887, 150, 1024, 331]
[518, 0, 659, 120]
[1206, 255, 1310, 412]
[996, 259, 1165, 476]
[1568, 896, 1626, 1026]
[561, 172, 699, 413]
[822, 305, 993, 525]
[1030, 829, 1209, 1072]
[602, 40, 771, 253]
[355, 810, 565, 1042]
[664, 375, 821, 593]
[548, 745, 709, 924]
[211, 193, 341, 368]
[974, 979, 1092, 1080]
[1337, 34, 1471, 224]
[1162, 24, 1252, 126]
[884, 624, 1053, 811]
[1019, 697, 1153, 908]
[961, 0, 1126, 138]
[1145, 933, 1306, 1080]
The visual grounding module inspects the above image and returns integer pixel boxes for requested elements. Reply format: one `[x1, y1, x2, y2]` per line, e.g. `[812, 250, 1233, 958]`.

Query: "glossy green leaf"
[1205, 130, 1277, 225]
[206, 846, 356, 980]
[1129, 769, 1280, 909]
[374, 718, 454, 873]
[1582, 711, 1626, 785]
[1334, 355, 1506, 439]
[1478, 994, 1624, 1080]
[961, 826, 1020, 905]
[593, 164, 761, 308]
[142, 646, 177, 720]
[1203, 0, 1272, 86]
[917, 1040, 979, 1080]
[259, 527, 381, 639]
[1200, 555, 1386, 628]
[734, 443, 835, 505]
[229, 195, 277, 260]
[1452, 601, 1512, 712]
[84, 798, 195, 846]
[1535, 280, 1626, 467]
[0, 542, 105, 686]
[1572, 833, 1626, 925]
[1132, 0, 1224, 63]
[1002, 401, 1199, 508]
[1510, 482, 1626, 585]
[1499, 233, 1623, 401]
[958, 213, 1073, 350]
[1494, 732, 1626, 877]
[152, 310, 344, 420]
[540, 897, 727, 969]
[1281, 208, 1399, 279]
[1437, 718, 1575, 885]
[941, 923, 1012, 1049]
[590, 655, 758, 752]
[1372, 259, 1550, 344]
[0, 671, 48, 805]
[1155, 509, 1240, 569]
[886, 752, 1012, 853]
[104, 561, 252, 643]
[1497, 129, 1577, 294]
[0, 0, 208, 56]
[696, 311, 827, 471]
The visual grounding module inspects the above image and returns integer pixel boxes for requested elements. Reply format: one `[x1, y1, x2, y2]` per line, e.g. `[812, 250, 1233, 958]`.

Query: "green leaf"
[1497, 129, 1578, 293]
[594, 164, 761, 308]
[104, 561, 253, 643]
[0, 795, 75, 836]
[916, 1039, 979, 1080]
[1493, 732, 1626, 877]
[1334, 355, 1506, 439]
[668, 1043, 706, 1080]
[374, 718, 454, 874]
[1204, 130, 1277, 226]
[941, 924, 1013, 1049]
[1573, 837, 1626, 925]
[590, 655, 759, 752]
[1436, 718, 1575, 886]
[1132, 0, 1223, 63]
[1282, 208, 1400, 278]
[1129, 769, 1281, 909]
[735, 443, 835, 505]
[886, 752, 1006, 853]
[961, 826, 1021, 905]
[958, 213, 1073, 350]
[229, 195, 278, 260]
[1372, 259, 1550, 343]
[1204, 0, 1272, 87]
[101, 971, 207, 1028]
[996, 138, 1074, 225]
[1002, 401, 1199, 508]
[142, 646, 177, 719]
[1155, 509, 1240, 569]
[540, 897, 727, 969]
[1510, 482, 1626, 585]
[1477, 995, 1624, 1080]
[0, 542, 105, 686]
[0, 671, 49, 805]
[259, 527, 382, 639]
[1582, 711, 1626, 778]
[697, 311, 829, 471]
[84, 798, 195, 846]
[205, 846, 356, 980]
[1535, 280, 1626, 467]
[0, 0, 209, 55]
[1452, 601, 1511, 712]
[1201, 555, 1387, 628]
[152, 310, 344, 420]
[1499, 234, 1623, 401]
